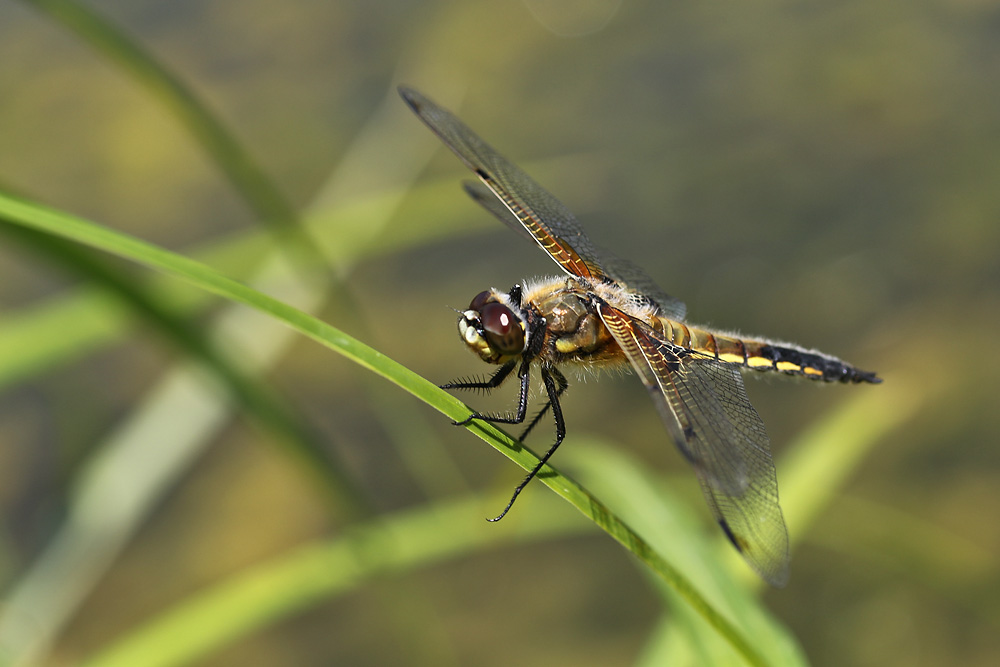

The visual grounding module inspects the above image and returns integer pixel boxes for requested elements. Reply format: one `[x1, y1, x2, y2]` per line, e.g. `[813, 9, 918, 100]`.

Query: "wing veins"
[597, 303, 790, 586]
[400, 86, 603, 279]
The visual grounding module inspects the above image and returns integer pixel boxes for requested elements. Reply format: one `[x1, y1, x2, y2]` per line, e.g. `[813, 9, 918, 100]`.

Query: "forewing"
[463, 179, 686, 320]
[682, 358, 790, 586]
[596, 253, 687, 321]
[462, 180, 536, 243]
[597, 303, 790, 586]
[400, 87, 605, 280]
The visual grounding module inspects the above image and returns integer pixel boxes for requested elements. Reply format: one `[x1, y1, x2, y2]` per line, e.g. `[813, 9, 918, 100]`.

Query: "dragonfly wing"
[400, 86, 605, 280]
[596, 252, 687, 321]
[463, 179, 687, 321]
[462, 180, 536, 243]
[598, 303, 790, 586]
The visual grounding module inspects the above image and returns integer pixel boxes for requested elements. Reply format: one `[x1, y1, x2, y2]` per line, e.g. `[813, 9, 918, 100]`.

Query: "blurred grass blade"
[81, 496, 581, 667]
[1, 224, 366, 516]
[567, 439, 806, 667]
[779, 378, 924, 543]
[0, 158, 583, 392]
[597, 381, 919, 661]
[817, 494, 999, 616]
[689, 379, 924, 591]
[19, 0, 317, 263]
[0, 189, 771, 667]
[0, 226, 270, 390]
[0, 77, 465, 665]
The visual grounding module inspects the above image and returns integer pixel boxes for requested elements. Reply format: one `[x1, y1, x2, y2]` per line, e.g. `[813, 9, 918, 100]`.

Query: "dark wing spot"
[718, 519, 748, 553]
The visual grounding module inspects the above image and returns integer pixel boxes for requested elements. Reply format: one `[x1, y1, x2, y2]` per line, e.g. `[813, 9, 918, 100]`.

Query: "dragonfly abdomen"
[655, 318, 881, 384]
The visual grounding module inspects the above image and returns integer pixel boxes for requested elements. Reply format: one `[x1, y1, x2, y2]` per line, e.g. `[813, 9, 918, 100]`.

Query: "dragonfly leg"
[489, 366, 567, 521]
[441, 360, 516, 392]
[448, 360, 530, 427]
[516, 368, 568, 442]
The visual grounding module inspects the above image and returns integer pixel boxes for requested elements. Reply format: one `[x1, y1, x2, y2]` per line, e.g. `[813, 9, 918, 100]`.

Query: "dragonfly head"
[458, 290, 527, 364]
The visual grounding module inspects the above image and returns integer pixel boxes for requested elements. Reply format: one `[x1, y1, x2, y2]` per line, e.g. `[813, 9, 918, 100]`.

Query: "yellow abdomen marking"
[746, 355, 775, 369]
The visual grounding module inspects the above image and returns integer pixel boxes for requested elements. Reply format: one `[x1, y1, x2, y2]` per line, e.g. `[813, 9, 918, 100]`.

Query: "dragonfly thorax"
[523, 278, 623, 366]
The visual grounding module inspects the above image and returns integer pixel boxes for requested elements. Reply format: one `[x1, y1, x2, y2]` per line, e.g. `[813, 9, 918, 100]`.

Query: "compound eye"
[469, 290, 493, 312]
[480, 302, 524, 355]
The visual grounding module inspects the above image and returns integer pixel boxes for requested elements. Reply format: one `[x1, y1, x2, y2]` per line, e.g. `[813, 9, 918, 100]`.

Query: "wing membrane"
[598, 303, 790, 586]
[400, 87, 604, 280]
[463, 179, 686, 320]
[595, 252, 687, 320]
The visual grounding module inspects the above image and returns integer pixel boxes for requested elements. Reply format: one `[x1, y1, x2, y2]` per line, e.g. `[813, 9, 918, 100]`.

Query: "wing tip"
[718, 518, 790, 587]
[765, 566, 790, 588]
[397, 85, 425, 113]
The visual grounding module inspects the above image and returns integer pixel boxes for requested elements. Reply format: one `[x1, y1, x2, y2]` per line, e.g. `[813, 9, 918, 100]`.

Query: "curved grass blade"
[0, 223, 367, 517]
[0, 81, 492, 664]
[0, 159, 585, 392]
[778, 378, 923, 538]
[80, 496, 580, 667]
[0, 226, 270, 390]
[18, 0, 319, 265]
[567, 439, 806, 666]
[634, 377, 918, 662]
[0, 188, 772, 667]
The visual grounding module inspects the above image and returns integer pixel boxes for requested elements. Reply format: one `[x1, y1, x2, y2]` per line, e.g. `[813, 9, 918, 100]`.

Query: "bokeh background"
[0, 0, 998, 665]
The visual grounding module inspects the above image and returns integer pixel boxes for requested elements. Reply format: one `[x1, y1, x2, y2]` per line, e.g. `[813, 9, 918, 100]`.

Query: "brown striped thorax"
[401, 86, 881, 587]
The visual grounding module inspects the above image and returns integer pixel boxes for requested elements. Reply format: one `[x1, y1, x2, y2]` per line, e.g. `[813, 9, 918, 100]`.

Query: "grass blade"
[80, 496, 581, 667]
[1, 223, 367, 515]
[568, 439, 807, 666]
[0, 186, 774, 667]
[19, 0, 315, 259]
[0, 163, 577, 392]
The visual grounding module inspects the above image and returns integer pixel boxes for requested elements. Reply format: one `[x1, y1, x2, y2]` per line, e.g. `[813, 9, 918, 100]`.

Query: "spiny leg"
[448, 360, 531, 427]
[516, 369, 568, 442]
[489, 366, 568, 522]
[441, 360, 516, 392]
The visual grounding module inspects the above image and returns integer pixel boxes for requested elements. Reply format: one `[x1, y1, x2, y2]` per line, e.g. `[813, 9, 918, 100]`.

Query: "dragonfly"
[399, 86, 881, 586]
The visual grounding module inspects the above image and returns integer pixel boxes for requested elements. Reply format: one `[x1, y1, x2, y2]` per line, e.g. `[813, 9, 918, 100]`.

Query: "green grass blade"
[0, 223, 368, 517]
[618, 375, 917, 663]
[19, 0, 309, 249]
[0, 156, 589, 392]
[80, 496, 582, 667]
[0, 189, 401, 394]
[0, 86, 473, 665]
[0, 187, 771, 667]
[779, 380, 923, 539]
[568, 440, 806, 667]
[0, 225, 270, 389]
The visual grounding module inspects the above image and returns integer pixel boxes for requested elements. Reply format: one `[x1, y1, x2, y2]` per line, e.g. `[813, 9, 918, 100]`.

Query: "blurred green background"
[0, 0, 998, 665]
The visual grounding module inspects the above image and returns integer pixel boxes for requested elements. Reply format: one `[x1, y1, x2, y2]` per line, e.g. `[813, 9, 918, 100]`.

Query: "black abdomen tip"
[854, 369, 882, 384]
